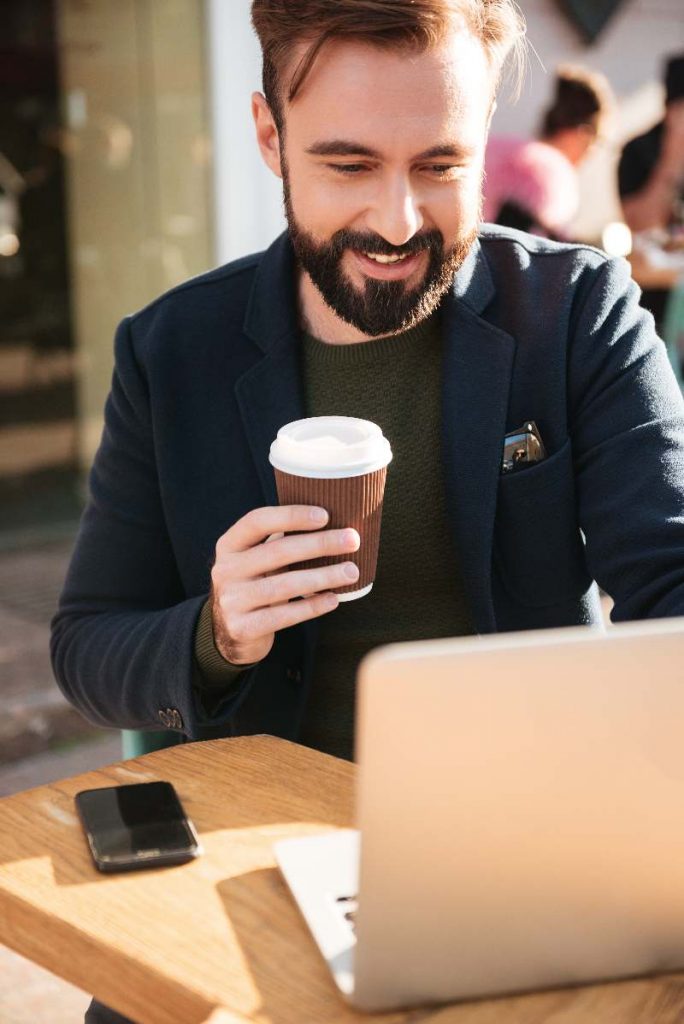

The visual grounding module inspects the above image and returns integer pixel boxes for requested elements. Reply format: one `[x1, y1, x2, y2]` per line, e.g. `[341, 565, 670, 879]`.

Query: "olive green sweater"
[194, 313, 473, 759]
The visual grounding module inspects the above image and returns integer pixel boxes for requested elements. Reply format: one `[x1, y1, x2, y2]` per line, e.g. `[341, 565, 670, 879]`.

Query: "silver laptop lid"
[352, 619, 684, 1011]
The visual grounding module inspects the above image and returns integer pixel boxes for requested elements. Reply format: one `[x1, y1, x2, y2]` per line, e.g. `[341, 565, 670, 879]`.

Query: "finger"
[218, 505, 330, 555]
[236, 527, 360, 579]
[244, 561, 359, 608]
[244, 591, 341, 638]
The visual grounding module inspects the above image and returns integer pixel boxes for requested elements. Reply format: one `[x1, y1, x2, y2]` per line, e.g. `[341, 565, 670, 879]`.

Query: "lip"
[351, 249, 426, 282]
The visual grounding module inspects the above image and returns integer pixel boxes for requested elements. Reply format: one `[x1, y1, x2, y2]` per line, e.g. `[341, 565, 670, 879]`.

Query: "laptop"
[274, 618, 684, 1012]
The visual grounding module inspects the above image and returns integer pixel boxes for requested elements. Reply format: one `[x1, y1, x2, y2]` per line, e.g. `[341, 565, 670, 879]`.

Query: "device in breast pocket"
[75, 781, 202, 873]
[502, 420, 547, 473]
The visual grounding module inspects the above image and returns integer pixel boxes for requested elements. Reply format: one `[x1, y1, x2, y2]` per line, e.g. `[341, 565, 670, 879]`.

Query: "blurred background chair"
[121, 730, 182, 759]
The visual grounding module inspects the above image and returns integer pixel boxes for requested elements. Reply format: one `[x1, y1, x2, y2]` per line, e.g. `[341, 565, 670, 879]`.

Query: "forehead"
[284, 32, 493, 149]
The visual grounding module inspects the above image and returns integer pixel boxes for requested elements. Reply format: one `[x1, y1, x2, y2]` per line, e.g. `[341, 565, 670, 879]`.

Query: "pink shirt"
[483, 135, 579, 237]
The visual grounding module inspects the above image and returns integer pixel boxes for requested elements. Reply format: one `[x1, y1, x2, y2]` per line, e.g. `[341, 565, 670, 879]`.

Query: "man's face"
[255, 31, 494, 336]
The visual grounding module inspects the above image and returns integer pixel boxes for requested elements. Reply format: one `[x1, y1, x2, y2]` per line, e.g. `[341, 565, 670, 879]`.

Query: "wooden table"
[1, 736, 684, 1024]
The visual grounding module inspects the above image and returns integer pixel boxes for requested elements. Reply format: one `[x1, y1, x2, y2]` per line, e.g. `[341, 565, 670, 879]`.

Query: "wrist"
[210, 593, 266, 667]
[194, 598, 257, 688]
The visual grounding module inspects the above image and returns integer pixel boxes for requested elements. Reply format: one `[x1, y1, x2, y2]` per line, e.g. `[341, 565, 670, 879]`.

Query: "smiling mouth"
[363, 251, 412, 264]
[352, 249, 424, 280]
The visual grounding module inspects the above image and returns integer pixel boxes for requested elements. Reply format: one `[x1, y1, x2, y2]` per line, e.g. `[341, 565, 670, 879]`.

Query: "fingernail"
[310, 507, 328, 523]
[344, 561, 360, 580]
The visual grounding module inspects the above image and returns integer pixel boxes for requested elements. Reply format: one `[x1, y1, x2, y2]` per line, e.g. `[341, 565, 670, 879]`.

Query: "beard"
[282, 167, 478, 337]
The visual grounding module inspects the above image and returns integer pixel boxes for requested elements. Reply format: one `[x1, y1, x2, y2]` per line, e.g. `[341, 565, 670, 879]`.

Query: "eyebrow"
[305, 140, 472, 160]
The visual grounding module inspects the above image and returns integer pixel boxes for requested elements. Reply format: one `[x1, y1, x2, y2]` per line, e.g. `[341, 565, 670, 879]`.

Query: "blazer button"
[158, 707, 183, 729]
[286, 667, 303, 685]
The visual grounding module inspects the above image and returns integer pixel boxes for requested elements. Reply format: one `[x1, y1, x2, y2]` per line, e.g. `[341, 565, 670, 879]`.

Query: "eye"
[327, 163, 369, 175]
[424, 164, 461, 179]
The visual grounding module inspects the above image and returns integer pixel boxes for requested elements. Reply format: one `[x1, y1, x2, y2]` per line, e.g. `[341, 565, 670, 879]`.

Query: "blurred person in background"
[619, 53, 684, 329]
[484, 65, 613, 239]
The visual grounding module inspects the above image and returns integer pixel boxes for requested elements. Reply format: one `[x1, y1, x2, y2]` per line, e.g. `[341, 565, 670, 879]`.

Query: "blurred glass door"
[0, 0, 213, 539]
[0, 0, 78, 535]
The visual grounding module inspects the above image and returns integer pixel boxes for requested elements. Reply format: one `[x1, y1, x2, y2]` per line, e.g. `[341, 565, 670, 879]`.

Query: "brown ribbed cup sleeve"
[273, 467, 388, 596]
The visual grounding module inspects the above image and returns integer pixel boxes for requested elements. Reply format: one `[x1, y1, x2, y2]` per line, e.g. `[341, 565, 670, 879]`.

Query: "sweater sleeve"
[50, 316, 257, 737]
[193, 598, 257, 687]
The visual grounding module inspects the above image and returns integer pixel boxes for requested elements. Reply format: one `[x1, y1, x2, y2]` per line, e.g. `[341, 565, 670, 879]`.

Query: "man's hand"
[210, 505, 360, 666]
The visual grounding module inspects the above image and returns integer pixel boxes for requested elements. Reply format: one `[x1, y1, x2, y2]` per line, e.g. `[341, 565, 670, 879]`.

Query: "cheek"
[289, 171, 366, 235]
[429, 180, 481, 240]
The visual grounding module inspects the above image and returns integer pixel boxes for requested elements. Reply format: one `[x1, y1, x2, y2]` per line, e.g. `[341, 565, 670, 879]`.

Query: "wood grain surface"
[0, 736, 683, 1024]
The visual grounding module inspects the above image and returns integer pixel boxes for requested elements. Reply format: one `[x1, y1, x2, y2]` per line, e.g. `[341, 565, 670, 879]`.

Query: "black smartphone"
[75, 781, 202, 873]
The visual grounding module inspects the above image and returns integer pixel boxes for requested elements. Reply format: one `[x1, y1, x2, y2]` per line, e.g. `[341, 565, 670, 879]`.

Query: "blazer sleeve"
[50, 316, 255, 736]
[569, 256, 684, 620]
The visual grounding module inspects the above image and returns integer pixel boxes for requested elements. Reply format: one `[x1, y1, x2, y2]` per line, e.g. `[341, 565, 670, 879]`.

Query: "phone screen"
[75, 781, 201, 871]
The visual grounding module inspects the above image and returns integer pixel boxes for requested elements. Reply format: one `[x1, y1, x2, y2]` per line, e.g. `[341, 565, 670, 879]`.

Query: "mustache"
[327, 228, 444, 259]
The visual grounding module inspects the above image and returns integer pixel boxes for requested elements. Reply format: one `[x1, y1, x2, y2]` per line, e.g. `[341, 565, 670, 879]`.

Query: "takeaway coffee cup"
[268, 416, 392, 600]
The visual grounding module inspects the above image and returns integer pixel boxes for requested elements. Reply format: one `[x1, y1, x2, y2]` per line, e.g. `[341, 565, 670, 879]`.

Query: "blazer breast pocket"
[494, 438, 592, 608]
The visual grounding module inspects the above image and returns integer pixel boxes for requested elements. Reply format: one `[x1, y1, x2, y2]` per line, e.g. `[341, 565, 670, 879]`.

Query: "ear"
[252, 92, 282, 179]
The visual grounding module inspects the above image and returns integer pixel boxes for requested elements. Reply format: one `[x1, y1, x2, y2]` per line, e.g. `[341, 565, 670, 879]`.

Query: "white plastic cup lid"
[269, 416, 393, 479]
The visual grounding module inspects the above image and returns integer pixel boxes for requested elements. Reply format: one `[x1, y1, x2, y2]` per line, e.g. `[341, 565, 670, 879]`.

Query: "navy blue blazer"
[51, 228, 684, 742]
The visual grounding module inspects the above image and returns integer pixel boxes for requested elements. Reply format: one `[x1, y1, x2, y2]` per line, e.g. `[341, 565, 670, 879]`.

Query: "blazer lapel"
[442, 242, 516, 633]
[235, 234, 305, 506]
[235, 348, 305, 507]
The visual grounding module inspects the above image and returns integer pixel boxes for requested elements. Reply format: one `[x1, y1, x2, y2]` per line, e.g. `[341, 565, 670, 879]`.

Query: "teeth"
[364, 252, 410, 264]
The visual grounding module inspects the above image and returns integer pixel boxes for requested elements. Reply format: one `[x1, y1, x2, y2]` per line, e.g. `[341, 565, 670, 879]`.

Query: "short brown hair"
[540, 65, 613, 139]
[251, 0, 526, 128]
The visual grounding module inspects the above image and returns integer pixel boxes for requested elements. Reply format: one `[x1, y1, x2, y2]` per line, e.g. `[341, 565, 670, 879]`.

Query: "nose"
[365, 173, 424, 248]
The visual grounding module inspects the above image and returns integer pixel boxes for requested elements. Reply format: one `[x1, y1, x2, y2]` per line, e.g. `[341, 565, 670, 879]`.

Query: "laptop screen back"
[352, 620, 684, 1011]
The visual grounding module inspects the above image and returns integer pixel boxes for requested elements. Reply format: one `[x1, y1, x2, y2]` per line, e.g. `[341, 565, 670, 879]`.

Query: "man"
[618, 53, 684, 328]
[484, 64, 613, 238]
[52, 4, 684, 1020]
